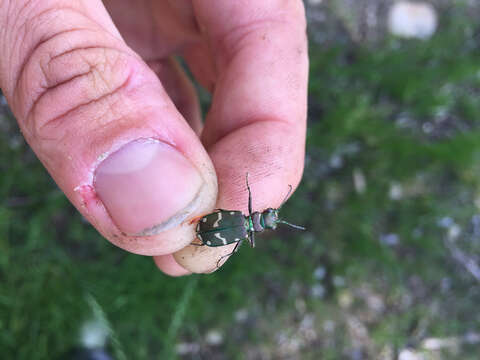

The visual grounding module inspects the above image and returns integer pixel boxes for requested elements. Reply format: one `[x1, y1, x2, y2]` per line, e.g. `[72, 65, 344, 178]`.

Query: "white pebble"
[448, 224, 461, 240]
[388, 1, 438, 39]
[399, 349, 425, 360]
[389, 182, 403, 200]
[234, 308, 248, 323]
[311, 284, 326, 298]
[80, 320, 109, 349]
[313, 266, 326, 280]
[353, 168, 366, 194]
[333, 275, 345, 287]
[205, 330, 223, 346]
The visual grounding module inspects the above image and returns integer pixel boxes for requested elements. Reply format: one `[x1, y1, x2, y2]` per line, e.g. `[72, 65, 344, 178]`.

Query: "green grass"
[2, 6, 480, 359]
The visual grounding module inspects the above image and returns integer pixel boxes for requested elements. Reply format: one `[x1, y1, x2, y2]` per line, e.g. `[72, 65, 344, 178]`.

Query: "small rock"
[448, 224, 461, 240]
[380, 233, 399, 246]
[313, 266, 326, 280]
[422, 122, 434, 134]
[295, 298, 307, 314]
[205, 330, 223, 346]
[353, 168, 367, 194]
[464, 332, 480, 344]
[234, 308, 248, 323]
[176, 342, 200, 355]
[333, 275, 346, 287]
[438, 216, 454, 228]
[366, 294, 385, 313]
[389, 182, 403, 200]
[311, 284, 326, 298]
[329, 154, 343, 169]
[388, 1, 438, 39]
[338, 290, 353, 308]
[80, 320, 109, 349]
[398, 348, 425, 360]
[421, 337, 459, 350]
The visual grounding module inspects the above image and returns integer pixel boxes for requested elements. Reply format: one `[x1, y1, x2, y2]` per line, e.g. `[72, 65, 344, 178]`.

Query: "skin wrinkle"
[13, 6, 93, 91]
[0, 2, 16, 80]
[22, 40, 136, 137]
[40, 50, 98, 90]
[213, 17, 291, 69]
[40, 106, 126, 171]
[10, 0, 37, 35]
[48, 34, 105, 61]
[2, 2, 30, 90]
[18, 28, 135, 123]
[38, 70, 131, 146]
[14, 27, 87, 105]
[72, 2, 121, 40]
[205, 115, 295, 150]
[31, 60, 135, 139]
[11, 4, 125, 101]
[38, 103, 140, 194]
[36, 45, 123, 100]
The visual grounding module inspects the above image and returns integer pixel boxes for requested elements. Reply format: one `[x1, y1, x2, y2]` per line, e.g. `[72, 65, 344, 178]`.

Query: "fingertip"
[154, 254, 192, 277]
[173, 243, 237, 274]
[208, 121, 305, 212]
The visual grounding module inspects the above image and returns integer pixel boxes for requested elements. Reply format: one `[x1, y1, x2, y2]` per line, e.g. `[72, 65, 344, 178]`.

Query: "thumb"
[0, 1, 217, 255]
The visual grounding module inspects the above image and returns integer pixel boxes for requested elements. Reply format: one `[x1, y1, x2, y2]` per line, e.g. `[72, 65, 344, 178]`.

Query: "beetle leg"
[190, 242, 205, 246]
[246, 173, 253, 216]
[188, 215, 205, 225]
[248, 230, 256, 248]
[216, 240, 243, 268]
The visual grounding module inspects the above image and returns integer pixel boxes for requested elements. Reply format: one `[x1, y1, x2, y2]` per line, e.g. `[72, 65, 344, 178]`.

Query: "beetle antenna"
[278, 219, 306, 230]
[279, 185, 293, 208]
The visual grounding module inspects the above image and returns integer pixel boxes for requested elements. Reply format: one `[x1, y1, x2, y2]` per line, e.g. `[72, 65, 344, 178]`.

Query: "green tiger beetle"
[193, 174, 305, 266]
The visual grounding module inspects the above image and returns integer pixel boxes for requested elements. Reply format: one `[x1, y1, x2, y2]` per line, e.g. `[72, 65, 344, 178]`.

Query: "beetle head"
[263, 208, 279, 230]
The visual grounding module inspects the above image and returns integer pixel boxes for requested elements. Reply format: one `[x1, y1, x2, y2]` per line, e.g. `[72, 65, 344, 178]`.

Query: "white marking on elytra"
[206, 240, 212, 245]
[230, 211, 235, 215]
[215, 232, 228, 245]
[234, 238, 240, 242]
[213, 212, 222, 228]
[202, 217, 207, 223]
[197, 234, 203, 240]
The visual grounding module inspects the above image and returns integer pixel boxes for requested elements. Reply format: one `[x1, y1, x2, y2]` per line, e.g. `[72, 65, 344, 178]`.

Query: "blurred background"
[1, 0, 480, 359]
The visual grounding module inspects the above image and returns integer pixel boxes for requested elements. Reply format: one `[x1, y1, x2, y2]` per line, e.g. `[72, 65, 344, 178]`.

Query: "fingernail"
[94, 139, 204, 235]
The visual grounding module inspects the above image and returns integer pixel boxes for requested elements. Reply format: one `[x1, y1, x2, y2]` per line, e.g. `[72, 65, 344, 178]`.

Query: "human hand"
[0, 0, 308, 275]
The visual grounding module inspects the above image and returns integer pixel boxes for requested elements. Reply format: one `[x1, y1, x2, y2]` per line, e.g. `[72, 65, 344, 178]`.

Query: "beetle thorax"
[251, 212, 264, 232]
[247, 209, 280, 232]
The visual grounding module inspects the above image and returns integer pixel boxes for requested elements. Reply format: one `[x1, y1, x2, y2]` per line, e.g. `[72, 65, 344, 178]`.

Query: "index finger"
[173, 0, 309, 272]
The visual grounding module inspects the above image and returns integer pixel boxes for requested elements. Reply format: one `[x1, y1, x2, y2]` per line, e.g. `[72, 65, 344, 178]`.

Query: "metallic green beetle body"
[195, 208, 282, 247]
[195, 175, 304, 252]
[196, 210, 248, 247]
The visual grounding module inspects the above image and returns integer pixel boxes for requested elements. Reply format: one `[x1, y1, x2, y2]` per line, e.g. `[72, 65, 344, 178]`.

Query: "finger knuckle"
[22, 43, 136, 142]
[7, 6, 136, 142]
[214, 2, 306, 67]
